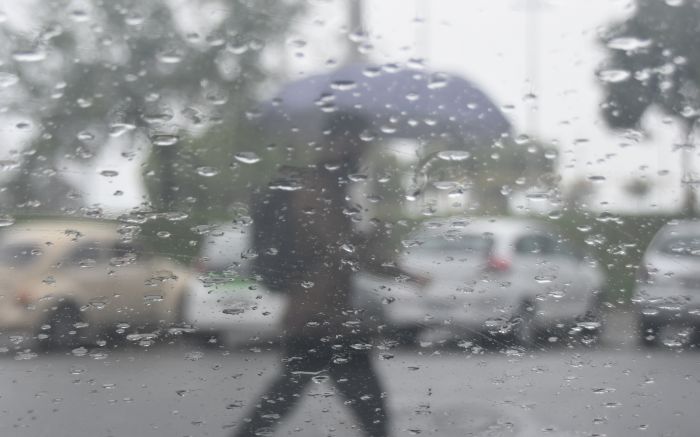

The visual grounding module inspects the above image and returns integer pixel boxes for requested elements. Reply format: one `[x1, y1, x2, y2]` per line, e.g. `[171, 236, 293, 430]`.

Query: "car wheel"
[390, 326, 421, 347]
[39, 302, 83, 351]
[639, 318, 659, 347]
[513, 301, 538, 348]
[576, 307, 604, 346]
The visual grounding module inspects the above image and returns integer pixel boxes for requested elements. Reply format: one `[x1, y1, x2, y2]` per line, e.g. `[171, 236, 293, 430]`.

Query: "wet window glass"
[660, 236, 700, 256]
[2, 1, 700, 436]
[0, 243, 42, 268]
[411, 234, 493, 254]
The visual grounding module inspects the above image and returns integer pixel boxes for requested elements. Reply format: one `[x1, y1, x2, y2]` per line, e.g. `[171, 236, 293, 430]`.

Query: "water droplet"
[71, 347, 88, 357]
[0, 215, 15, 227]
[0, 160, 19, 171]
[593, 387, 616, 394]
[432, 181, 457, 190]
[77, 130, 95, 141]
[99, 170, 119, 177]
[436, 150, 470, 161]
[142, 112, 174, 125]
[109, 123, 136, 138]
[598, 69, 631, 83]
[157, 50, 183, 64]
[196, 166, 219, 177]
[588, 175, 606, 183]
[607, 37, 652, 51]
[144, 294, 164, 303]
[0, 72, 19, 88]
[12, 49, 47, 62]
[69, 9, 90, 22]
[544, 150, 559, 160]
[330, 80, 357, 91]
[405, 92, 420, 101]
[427, 73, 449, 89]
[269, 179, 303, 191]
[223, 307, 245, 316]
[150, 134, 179, 147]
[525, 192, 550, 201]
[665, 0, 684, 6]
[234, 152, 261, 164]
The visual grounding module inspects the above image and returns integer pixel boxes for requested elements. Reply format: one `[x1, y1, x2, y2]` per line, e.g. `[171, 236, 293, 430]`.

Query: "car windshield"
[3, 1, 700, 437]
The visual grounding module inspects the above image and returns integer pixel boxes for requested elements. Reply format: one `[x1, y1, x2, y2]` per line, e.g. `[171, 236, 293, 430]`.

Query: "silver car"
[183, 226, 287, 346]
[359, 216, 606, 346]
[634, 220, 700, 347]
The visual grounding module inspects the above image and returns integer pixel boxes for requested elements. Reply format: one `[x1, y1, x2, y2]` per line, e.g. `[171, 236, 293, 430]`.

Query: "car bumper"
[0, 303, 42, 331]
[184, 278, 286, 335]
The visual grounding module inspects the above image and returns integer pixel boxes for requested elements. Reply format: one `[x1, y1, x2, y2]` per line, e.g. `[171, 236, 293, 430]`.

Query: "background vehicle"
[183, 226, 286, 346]
[634, 220, 700, 347]
[184, 224, 386, 346]
[0, 218, 191, 350]
[359, 216, 607, 347]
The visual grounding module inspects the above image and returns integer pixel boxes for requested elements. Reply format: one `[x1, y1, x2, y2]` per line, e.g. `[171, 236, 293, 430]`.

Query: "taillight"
[16, 288, 33, 305]
[486, 256, 511, 272]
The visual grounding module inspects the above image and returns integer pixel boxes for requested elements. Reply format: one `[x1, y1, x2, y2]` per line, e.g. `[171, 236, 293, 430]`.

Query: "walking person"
[233, 112, 426, 437]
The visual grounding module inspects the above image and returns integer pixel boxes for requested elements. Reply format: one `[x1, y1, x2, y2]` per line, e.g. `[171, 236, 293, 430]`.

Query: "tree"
[0, 0, 303, 219]
[598, 0, 700, 214]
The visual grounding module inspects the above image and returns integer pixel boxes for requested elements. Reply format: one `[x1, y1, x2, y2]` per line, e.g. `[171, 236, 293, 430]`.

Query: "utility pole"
[681, 119, 697, 217]
[348, 0, 366, 63]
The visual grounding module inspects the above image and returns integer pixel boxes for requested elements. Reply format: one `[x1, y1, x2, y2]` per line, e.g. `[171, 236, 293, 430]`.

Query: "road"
[0, 311, 699, 437]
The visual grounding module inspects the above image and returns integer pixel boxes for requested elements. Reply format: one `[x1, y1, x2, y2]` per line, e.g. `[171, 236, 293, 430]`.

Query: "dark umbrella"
[258, 63, 511, 148]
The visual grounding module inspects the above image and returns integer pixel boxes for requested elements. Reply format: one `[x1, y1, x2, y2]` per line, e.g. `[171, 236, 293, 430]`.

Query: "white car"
[183, 227, 287, 346]
[634, 220, 700, 347]
[184, 225, 387, 346]
[358, 216, 606, 346]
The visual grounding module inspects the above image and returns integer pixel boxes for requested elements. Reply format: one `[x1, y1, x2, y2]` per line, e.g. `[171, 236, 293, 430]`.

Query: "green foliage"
[599, 0, 700, 129]
[1, 0, 305, 213]
[553, 210, 677, 304]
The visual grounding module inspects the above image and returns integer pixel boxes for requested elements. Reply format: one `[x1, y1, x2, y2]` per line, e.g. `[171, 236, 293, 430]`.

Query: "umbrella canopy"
[258, 63, 512, 148]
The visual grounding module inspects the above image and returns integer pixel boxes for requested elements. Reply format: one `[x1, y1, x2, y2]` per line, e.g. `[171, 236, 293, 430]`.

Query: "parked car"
[183, 224, 386, 346]
[183, 226, 286, 346]
[358, 216, 606, 346]
[0, 218, 191, 350]
[634, 220, 700, 346]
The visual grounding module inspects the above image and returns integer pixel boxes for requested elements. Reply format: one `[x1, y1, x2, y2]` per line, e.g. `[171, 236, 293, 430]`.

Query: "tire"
[390, 326, 422, 347]
[512, 301, 538, 348]
[38, 302, 83, 351]
[576, 308, 604, 347]
[639, 318, 659, 347]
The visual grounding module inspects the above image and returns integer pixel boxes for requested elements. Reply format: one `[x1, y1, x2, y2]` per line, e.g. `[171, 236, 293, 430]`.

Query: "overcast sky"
[281, 0, 691, 214]
[0, 0, 692, 215]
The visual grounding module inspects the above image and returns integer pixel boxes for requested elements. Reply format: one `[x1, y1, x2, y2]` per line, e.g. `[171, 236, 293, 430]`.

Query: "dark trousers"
[233, 336, 388, 437]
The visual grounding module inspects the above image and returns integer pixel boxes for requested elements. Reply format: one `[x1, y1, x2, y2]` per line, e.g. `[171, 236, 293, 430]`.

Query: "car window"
[515, 234, 559, 255]
[659, 236, 700, 257]
[412, 233, 493, 255]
